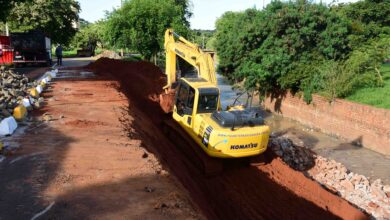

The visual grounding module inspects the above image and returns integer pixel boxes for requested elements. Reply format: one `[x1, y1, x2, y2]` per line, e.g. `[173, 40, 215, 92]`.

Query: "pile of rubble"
[269, 136, 315, 171]
[270, 135, 390, 218]
[0, 67, 43, 121]
[310, 156, 390, 219]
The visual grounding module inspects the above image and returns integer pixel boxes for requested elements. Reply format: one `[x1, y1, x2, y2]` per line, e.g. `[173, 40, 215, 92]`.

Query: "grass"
[345, 63, 390, 109]
[62, 50, 78, 58]
[52, 48, 104, 58]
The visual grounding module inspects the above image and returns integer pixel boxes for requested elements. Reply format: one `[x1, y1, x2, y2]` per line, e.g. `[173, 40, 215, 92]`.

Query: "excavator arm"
[163, 29, 216, 90]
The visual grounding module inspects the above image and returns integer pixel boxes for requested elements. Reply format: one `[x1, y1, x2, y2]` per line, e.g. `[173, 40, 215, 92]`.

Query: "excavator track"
[161, 118, 223, 176]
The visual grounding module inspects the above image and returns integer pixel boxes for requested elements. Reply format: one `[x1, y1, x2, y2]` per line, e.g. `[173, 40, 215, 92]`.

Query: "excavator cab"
[173, 78, 220, 128]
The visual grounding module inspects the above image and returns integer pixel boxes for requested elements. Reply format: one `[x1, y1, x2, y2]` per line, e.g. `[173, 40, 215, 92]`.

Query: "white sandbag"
[22, 98, 31, 108]
[0, 117, 18, 136]
[36, 85, 43, 94]
[50, 70, 57, 78]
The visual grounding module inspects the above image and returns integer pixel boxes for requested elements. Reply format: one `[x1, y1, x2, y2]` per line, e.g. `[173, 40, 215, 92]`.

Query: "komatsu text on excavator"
[160, 29, 270, 163]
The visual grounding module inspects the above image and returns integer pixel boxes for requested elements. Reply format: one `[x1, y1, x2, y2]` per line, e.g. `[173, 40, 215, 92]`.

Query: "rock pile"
[270, 135, 390, 218]
[269, 136, 315, 171]
[0, 67, 41, 120]
[309, 156, 390, 219]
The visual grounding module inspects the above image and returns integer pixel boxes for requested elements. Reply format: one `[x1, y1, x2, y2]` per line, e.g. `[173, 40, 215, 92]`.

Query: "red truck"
[0, 36, 14, 65]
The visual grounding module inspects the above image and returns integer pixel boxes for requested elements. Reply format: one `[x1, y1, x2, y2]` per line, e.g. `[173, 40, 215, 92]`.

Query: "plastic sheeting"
[0, 117, 18, 136]
[36, 85, 42, 94]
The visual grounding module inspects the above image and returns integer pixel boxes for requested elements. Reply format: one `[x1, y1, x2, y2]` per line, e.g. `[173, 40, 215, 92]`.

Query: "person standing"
[55, 44, 63, 66]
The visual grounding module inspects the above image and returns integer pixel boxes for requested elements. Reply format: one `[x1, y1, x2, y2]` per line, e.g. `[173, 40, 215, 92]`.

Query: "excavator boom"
[164, 29, 216, 90]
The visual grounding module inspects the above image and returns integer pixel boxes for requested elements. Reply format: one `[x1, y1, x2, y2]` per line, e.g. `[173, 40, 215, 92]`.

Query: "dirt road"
[0, 69, 200, 219]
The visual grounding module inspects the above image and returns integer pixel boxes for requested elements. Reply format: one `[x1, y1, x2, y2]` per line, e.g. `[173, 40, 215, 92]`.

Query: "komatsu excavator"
[160, 29, 270, 172]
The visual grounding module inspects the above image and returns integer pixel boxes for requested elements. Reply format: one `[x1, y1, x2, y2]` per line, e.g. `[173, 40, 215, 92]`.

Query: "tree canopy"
[6, 0, 80, 45]
[71, 20, 105, 55]
[215, 0, 390, 102]
[104, 0, 191, 59]
[336, 0, 390, 48]
[0, 0, 30, 22]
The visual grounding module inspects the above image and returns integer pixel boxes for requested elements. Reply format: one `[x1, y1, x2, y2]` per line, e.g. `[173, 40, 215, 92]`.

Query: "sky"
[78, 0, 358, 30]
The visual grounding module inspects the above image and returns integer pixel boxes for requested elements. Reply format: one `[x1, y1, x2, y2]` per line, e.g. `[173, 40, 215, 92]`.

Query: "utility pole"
[5, 23, 9, 36]
[202, 34, 205, 49]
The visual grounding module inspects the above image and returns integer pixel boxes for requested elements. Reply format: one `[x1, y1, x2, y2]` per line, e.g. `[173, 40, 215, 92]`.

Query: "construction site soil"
[85, 58, 368, 219]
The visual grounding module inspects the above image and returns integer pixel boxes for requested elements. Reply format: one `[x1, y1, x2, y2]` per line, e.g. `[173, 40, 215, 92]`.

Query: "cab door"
[173, 81, 196, 131]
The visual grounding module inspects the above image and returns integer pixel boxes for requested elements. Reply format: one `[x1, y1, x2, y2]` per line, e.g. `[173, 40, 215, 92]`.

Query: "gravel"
[0, 66, 41, 121]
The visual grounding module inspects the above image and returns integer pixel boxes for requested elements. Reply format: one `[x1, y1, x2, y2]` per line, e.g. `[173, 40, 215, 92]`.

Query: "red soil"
[87, 58, 368, 220]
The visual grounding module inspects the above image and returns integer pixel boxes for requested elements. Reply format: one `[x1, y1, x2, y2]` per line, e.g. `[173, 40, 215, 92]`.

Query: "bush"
[215, 0, 389, 103]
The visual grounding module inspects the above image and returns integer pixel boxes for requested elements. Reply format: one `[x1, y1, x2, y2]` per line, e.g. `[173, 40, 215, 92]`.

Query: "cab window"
[176, 83, 195, 116]
[197, 94, 218, 113]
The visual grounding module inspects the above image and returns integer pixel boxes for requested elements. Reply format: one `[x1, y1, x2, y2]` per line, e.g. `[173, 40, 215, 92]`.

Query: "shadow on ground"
[0, 123, 75, 219]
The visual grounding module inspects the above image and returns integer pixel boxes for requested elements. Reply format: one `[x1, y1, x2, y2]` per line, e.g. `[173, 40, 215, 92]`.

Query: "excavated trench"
[87, 58, 367, 220]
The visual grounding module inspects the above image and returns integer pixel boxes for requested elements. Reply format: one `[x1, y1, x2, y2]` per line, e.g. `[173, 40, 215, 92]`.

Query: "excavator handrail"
[164, 29, 216, 90]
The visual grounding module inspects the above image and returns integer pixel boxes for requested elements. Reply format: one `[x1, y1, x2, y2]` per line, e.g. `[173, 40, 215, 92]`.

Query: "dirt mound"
[87, 58, 165, 120]
[87, 58, 367, 219]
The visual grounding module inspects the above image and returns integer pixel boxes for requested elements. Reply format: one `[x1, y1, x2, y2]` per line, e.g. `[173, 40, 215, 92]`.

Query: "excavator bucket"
[159, 88, 176, 113]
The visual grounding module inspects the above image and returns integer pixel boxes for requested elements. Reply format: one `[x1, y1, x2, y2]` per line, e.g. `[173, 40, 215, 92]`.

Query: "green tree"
[71, 21, 105, 55]
[215, 1, 352, 99]
[104, 0, 191, 60]
[0, 0, 30, 22]
[174, 0, 193, 27]
[6, 0, 80, 45]
[336, 0, 390, 48]
[190, 29, 215, 49]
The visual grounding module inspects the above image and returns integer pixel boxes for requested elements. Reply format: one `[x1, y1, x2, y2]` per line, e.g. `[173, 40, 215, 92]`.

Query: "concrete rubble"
[0, 66, 42, 121]
[269, 136, 315, 171]
[269, 135, 390, 219]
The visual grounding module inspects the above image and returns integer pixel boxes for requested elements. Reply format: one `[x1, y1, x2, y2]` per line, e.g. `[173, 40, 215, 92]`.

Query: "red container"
[0, 36, 10, 45]
[0, 36, 14, 65]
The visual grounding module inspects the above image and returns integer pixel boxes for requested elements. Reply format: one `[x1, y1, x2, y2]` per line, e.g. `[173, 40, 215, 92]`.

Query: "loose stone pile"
[270, 135, 390, 219]
[0, 67, 43, 121]
[310, 156, 390, 219]
[269, 136, 315, 171]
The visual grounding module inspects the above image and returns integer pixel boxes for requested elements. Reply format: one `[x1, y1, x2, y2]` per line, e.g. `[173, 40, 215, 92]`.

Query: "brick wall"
[263, 92, 390, 155]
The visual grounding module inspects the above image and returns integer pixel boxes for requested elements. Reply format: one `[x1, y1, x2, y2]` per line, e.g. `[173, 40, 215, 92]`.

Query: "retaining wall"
[263, 92, 390, 155]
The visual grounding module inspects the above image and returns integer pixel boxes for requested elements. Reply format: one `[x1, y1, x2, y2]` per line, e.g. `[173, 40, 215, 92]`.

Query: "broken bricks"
[270, 135, 390, 218]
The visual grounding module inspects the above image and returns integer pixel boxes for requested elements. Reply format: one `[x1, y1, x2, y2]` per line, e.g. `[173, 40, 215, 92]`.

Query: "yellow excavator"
[160, 29, 270, 172]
